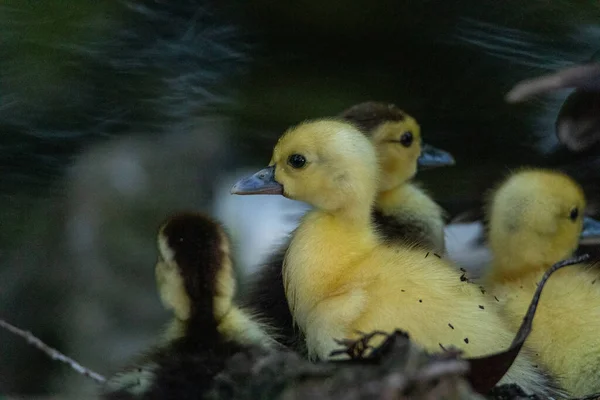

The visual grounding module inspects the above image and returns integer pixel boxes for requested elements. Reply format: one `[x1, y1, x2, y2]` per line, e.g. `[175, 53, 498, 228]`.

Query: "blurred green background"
[0, 0, 598, 397]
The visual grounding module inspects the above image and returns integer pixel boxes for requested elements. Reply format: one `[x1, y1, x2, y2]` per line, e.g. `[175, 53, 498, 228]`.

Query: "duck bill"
[417, 143, 456, 170]
[230, 166, 284, 195]
[581, 216, 600, 240]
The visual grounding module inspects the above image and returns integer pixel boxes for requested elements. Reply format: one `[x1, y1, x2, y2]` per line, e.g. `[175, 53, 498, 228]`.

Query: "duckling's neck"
[488, 260, 545, 284]
[376, 182, 446, 252]
[377, 181, 408, 205]
[377, 182, 442, 217]
[161, 309, 221, 345]
[162, 302, 276, 348]
[488, 245, 568, 283]
[487, 228, 579, 283]
[283, 208, 378, 331]
[334, 200, 374, 227]
[216, 306, 279, 348]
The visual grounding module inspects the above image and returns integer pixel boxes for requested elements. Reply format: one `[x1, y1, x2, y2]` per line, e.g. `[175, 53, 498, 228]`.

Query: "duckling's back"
[352, 246, 514, 356]
[299, 240, 561, 397]
[367, 246, 566, 395]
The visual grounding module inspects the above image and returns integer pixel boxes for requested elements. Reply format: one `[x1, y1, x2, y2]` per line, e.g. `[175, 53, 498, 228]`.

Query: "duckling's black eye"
[399, 131, 413, 147]
[569, 207, 579, 221]
[287, 154, 306, 169]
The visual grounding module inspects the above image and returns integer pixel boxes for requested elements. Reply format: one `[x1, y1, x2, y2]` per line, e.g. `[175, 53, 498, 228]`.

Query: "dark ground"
[0, 0, 599, 397]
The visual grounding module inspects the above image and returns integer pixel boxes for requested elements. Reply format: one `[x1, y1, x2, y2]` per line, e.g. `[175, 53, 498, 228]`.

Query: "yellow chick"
[483, 169, 600, 397]
[232, 119, 564, 398]
[242, 102, 454, 353]
[340, 101, 454, 253]
[102, 212, 277, 399]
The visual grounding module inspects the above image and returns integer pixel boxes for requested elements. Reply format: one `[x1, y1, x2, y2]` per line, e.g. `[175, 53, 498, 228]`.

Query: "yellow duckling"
[483, 169, 600, 397]
[232, 119, 564, 397]
[340, 101, 454, 253]
[102, 212, 277, 399]
[243, 102, 454, 353]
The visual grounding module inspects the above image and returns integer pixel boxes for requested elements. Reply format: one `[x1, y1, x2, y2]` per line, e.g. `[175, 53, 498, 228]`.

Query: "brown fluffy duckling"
[101, 212, 277, 399]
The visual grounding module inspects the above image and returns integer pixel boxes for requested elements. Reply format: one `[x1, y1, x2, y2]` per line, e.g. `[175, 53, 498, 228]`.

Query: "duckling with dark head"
[340, 101, 454, 252]
[102, 212, 277, 399]
[239, 102, 454, 355]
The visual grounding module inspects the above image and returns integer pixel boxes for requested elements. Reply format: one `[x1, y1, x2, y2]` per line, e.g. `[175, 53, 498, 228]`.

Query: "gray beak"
[581, 216, 600, 240]
[417, 143, 456, 170]
[231, 166, 284, 195]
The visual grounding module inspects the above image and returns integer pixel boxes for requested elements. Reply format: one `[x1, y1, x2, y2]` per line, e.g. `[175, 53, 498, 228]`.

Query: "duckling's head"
[487, 169, 595, 277]
[340, 102, 454, 191]
[156, 213, 234, 324]
[232, 119, 379, 216]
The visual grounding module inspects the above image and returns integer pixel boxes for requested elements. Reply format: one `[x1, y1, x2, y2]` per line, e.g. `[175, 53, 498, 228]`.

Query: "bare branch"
[0, 318, 106, 384]
[505, 63, 600, 103]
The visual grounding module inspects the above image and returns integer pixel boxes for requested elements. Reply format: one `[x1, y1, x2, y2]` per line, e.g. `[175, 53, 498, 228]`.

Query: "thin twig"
[0, 318, 106, 384]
